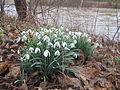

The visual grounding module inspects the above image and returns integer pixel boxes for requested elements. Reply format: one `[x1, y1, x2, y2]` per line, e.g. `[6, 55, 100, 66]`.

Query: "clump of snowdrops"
[18, 26, 94, 78]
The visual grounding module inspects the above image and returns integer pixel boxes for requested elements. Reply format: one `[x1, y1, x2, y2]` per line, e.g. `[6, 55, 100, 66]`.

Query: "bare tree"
[0, 0, 5, 17]
[14, 0, 27, 20]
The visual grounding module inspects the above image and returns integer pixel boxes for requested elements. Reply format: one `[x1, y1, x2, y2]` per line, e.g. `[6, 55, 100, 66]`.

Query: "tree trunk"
[0, 0, 5, 17]
[14, 0, 27, 21]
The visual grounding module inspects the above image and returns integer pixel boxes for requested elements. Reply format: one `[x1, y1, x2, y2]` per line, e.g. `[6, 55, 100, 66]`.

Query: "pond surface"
[4, 5, 120, 40]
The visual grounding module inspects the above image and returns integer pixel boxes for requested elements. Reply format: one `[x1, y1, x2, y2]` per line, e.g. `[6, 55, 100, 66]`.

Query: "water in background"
[4, 5, 120, 40]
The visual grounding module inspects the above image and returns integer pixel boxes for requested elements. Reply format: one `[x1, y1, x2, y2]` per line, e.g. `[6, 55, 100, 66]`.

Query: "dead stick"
[112, 26, 120, 41]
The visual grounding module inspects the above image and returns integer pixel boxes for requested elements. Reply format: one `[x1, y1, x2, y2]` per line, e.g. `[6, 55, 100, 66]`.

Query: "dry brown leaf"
[0, 61, 13, 73]
[10, 44, 19, 49]
[21, 80, 28, 90]
[5, 64, 20, 78]
[57, 75, 84, 89]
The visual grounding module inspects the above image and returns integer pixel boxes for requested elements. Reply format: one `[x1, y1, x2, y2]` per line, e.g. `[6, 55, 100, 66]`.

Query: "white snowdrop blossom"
[94, 43, 99, 48]
[37, 41, 42, 45]
[35, 48, 41, 53]
[87, 37, 91, 43]
[62, 42, 67, 47]
[44, 50, 50, 57]
[17, 50, 20, 54]
[60, 26, 64, 30]
[29, 47, 34, 52]
[77, 32, 82, 37]
[65, 47, 70, 50]
[42, 35, 50, 42]
[34, 32, 41, 39]
[99, 44, 103, 48]
[66, 28, 69, 31]
[21, 31, 26, 35]
[82, 33, 89, 38]
[53, 34, 57, 38]
[73, 35, 77, 39]
[69, 31, 72, 35]
[48, 42, 54, 47]
[24, 54, 30, 60]
[27, 29, 33, 34]
[22, 35, 27, 41]
[20, 57, 24, 61]
[64, 35, 69, 39]
[73, 40, 77, 44]
[54, 42, 61, 48]
[55, 50, 61, 56]
[74, 54, 78, 58]
[70, 43, 75, 48]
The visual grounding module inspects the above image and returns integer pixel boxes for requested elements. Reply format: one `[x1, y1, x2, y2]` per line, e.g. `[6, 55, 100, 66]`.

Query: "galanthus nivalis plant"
[18, 26, 94, 78]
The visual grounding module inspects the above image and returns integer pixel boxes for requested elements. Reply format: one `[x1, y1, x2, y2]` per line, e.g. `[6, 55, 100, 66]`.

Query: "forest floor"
[0, 17, 120, 90]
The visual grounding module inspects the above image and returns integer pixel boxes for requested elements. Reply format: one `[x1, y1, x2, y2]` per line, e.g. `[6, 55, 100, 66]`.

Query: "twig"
[112, 26, 120, 41]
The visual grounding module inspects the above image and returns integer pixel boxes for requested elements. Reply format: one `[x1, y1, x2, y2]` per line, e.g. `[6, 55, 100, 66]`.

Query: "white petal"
[54, 42, 61, 48]
[73, 40, 77, 44]
[22, 35, 27, 41]
[35, 48, 41, 53]
[29, 47, 34, 52]
[44, 50, 50, 57]
[62, 42, 67, 47]
[37, 41, 42, 45]
[42, 35, 50, 42]
[65, 47, 70, 50]
[74, 54, 78, 58]
[55, 50, 60, 56]
[24, 54, 30, 60]
[70, 43, 75, 48]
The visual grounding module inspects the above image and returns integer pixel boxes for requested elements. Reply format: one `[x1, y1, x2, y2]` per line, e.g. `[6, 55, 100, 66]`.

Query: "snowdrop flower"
[22, 35, 27, 41]
[99, 44, 103, 48]
[48, 42, 54, 47]
[61, 32, 64, 35]
[48, 29, 52, 33]
[17, 50, 20, 54]
[77, 32, 82, 37]
[60, 26, 64, 30]
[55, 50, 61, 56]
[53, 34, 57, 38]
[44, 28, 48, 32]
[62, 42, 67, 47]
[37, 41, 42, 45]
[65, 47, 70, 50]
[82, 33, 89, 38]
[64, 35, 69, 39]
[73, 40, 77, 44]
[21, 31, 26, 35]
[69, 31, 72, 35]
[73, 35, 77, 39]
[42, 35, 50, 42]
[70, 43, 75, 48]
[35, 32, 39, 36]
[27, 29, 33, 34]
[66, 28, 69, 31]
[54, 42, 61, 48]
[24, 54, 30, 60]
[94, 43, 99, 48]
[29, 47, 34, 52]
[51, 27, 56, 30]
[74, 54, 78, 58]
[20, 57, 24, 61]
[87, 37, 91, 43]
[41, 27, 44, 31]
[35, 48, 41, 53]
[44, 50, 50, 57]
